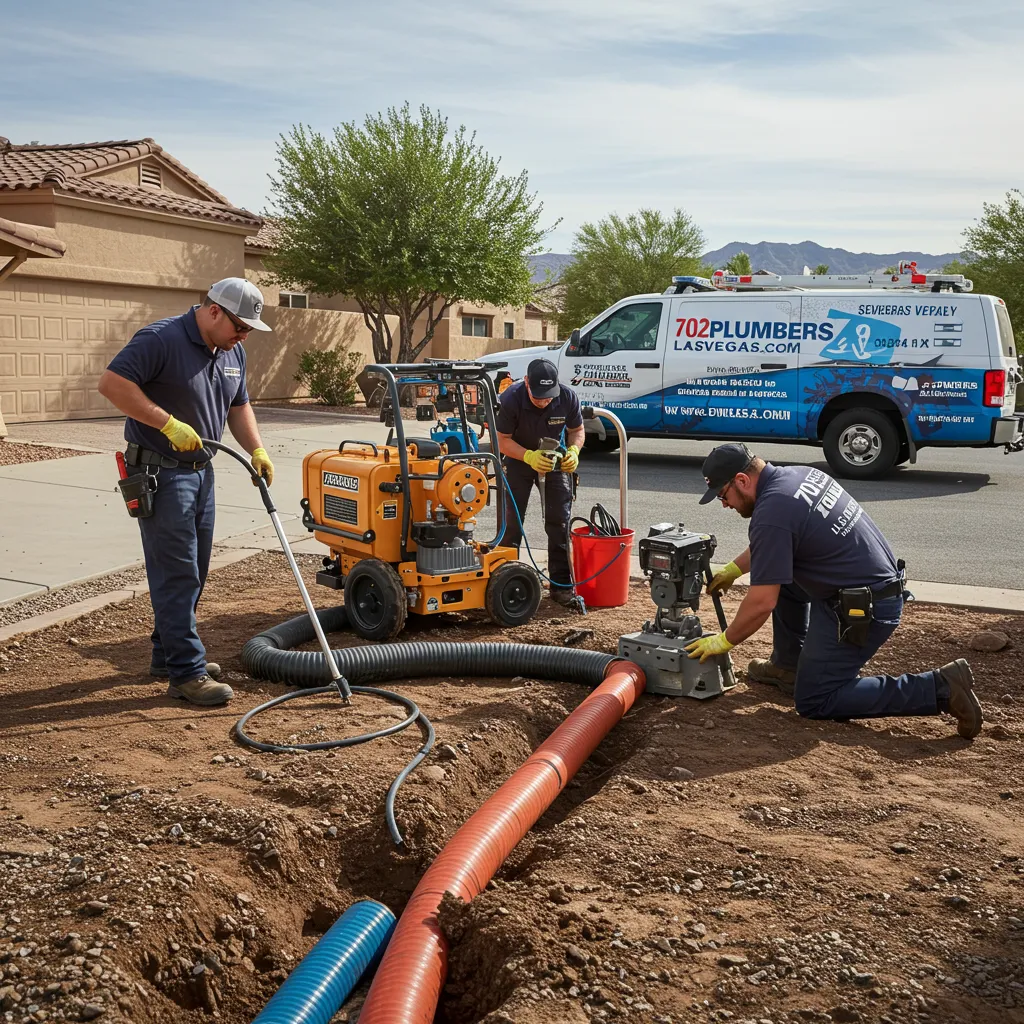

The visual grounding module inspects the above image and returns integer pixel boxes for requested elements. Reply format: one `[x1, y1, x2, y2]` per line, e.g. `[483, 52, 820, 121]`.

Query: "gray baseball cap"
[207, 277, 272, 332]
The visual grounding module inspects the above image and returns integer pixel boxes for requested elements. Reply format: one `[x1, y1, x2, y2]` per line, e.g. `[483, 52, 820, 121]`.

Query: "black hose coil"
[238, 606, 618, 844]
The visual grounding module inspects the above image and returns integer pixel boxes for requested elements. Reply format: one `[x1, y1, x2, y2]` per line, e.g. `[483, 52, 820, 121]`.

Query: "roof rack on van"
[707, 261, 973, 294]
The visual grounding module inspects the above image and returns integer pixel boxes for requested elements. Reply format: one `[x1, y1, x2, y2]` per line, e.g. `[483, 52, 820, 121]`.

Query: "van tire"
[823, 408, 900, 479]
[583, 434, 621, 455]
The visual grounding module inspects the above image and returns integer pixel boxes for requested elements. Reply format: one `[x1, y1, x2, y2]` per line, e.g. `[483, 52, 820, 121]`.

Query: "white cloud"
[3, 0, 1022, 254]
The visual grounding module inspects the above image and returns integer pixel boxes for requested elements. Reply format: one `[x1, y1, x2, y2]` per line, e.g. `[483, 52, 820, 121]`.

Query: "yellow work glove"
[685, 631, 735, 663]
[524, 449, 556, 474]
[708, 560, 743, 595]
[561, 444, 580, 473]
[160, 414, 203, 452]
[251, 447, 274, 487]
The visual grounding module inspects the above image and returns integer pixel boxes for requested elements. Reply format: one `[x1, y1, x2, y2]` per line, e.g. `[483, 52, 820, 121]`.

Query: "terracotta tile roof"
[245, 218, 281, 251]
[0, 215, 66, 258]
[0, 137, 260, 229]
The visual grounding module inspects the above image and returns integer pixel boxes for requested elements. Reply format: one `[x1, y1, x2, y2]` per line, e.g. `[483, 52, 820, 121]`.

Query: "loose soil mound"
[0, 552, 1021, 1024]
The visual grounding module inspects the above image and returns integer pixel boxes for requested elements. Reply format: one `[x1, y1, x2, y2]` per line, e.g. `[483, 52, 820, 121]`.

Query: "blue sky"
[3, 0, 1021, 255]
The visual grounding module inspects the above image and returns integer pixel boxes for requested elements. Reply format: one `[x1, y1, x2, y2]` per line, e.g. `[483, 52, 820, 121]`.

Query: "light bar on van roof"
[665, 276, 718, 294]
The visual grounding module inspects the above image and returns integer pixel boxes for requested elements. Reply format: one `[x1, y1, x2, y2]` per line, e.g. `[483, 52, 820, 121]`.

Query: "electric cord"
[505, 484, 627, 589]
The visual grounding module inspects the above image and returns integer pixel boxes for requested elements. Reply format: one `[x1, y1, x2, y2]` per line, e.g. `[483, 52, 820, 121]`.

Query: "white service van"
[484, 266, 1023, 478]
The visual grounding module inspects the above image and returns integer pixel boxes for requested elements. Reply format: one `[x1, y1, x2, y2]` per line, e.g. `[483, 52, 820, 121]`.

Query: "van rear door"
[663, 295, 800, 437]
[990, 298, 1019, 415]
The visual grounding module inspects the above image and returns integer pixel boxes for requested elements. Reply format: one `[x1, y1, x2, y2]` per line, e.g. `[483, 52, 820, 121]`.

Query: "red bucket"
[570, 526, 634, 608]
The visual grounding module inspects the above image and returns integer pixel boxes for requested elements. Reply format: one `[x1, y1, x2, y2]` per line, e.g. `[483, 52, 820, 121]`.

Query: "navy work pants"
[502, 460, 573, 586]
[137, 465, 216, 684]
[771, 583, 944, 720]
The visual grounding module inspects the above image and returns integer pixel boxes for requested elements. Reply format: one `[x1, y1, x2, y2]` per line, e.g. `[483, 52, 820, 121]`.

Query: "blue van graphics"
[600, 366, 995, 443]
[819, 310, 902, 364]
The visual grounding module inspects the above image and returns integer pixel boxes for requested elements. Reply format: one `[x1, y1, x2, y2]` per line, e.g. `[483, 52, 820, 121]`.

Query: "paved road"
[5, 411, 1019, 595]
[553, 437, 1019, 588]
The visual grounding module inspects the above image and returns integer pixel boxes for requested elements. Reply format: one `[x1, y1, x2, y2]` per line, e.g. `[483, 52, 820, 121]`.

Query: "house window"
[279, 292, 309, 309]
[504, 321, 515, 340]
[139, 162, 162, 188]
[462, 316, 489, 337]
[542, 323, 548, 342]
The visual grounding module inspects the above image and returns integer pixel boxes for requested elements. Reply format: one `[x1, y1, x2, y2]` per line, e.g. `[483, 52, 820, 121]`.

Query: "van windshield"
[995, 302, 1016, 358]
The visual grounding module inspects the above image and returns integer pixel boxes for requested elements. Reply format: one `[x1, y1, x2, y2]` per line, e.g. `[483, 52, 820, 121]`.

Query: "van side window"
[574, 302, 663, 357]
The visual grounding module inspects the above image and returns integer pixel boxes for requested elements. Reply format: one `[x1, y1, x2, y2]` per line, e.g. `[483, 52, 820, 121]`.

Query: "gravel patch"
[0, 564, 150, 628]
[0, 549, 325, 630]
[0, 440, 91, 466]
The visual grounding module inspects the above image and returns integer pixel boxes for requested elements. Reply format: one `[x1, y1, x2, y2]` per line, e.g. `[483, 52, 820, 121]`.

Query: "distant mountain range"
[701, 241, 962, 276]
[528, 242, 962, 283]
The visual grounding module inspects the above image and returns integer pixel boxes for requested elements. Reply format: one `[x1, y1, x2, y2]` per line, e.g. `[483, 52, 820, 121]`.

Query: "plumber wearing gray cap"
[98, 278, 274, 707]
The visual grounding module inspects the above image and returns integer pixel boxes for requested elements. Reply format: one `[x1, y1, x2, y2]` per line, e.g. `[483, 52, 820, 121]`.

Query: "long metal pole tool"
[201, 439, 352, 701]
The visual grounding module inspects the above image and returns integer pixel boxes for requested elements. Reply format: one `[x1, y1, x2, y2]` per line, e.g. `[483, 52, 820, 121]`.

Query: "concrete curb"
[2, 554, 1022, 646]
[0, 546, 273, 644]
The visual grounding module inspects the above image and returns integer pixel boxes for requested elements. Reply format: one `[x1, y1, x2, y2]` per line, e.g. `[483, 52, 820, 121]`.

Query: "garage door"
[0, 276, 186, 422]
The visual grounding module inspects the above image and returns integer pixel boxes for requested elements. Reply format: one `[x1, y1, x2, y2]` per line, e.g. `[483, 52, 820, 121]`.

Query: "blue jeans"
[137, 465, 216, 684]
[772, 583, 943, 720]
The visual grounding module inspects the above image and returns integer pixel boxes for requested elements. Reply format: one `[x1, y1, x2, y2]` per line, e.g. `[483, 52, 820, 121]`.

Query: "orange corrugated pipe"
[358, 660, 646, 1024]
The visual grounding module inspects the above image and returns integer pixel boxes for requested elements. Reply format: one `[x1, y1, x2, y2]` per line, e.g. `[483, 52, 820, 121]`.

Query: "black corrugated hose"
[238, 606, 617, 845]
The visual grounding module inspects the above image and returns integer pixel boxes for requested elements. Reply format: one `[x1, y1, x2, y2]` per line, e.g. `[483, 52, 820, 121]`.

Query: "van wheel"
[823, 408, 900, 479]
[583, 434, 621, 455]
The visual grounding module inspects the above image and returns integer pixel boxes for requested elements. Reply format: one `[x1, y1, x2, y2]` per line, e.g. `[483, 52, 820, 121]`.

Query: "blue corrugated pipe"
[251, 900, 395, 1024]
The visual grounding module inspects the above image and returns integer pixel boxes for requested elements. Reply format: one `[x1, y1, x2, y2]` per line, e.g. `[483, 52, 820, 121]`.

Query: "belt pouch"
[117, 468, 159, 519]
[836, 586, 873, 646]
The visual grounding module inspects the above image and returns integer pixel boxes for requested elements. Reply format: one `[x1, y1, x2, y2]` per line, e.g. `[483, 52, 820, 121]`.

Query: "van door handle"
[760, 362, 786, 370]
[634, 362, 660, 369]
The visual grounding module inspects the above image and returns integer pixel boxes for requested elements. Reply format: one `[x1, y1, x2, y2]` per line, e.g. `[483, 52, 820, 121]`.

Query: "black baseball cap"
[698, 443, 755, 504]
[526, 358, 560, 399]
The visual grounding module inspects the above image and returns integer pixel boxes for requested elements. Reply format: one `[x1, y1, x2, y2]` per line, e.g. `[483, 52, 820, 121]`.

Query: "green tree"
[725, 251, 752, 275]
[958, 189, 1024, 344]
[267, 104, 548, 364]
[813, 263, 829, 275]
[557, 208, 710, 335]
[883, 265, 899, 275]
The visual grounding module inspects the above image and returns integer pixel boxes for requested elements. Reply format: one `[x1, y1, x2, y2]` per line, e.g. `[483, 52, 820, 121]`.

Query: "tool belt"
[834, 559, 907, 647]
[124, 442, 207, 471]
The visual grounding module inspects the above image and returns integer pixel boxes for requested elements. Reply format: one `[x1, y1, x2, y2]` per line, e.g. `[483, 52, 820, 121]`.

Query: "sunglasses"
[717, 477, 737, 503]
[217, 305, 252, 334]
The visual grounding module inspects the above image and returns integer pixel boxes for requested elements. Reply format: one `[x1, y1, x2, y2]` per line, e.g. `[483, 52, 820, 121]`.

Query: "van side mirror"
[567, 328, 583, 356]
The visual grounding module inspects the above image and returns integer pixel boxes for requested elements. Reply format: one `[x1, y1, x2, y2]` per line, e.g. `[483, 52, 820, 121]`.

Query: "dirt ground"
[0, 552, 1021, 1024]
[0, 441, 89, 466]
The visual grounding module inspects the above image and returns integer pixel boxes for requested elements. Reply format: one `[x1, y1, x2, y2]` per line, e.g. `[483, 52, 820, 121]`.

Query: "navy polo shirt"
[495, 380, 583, 450]
[748, 464, 898, 599]
[106, 306, 249, 463]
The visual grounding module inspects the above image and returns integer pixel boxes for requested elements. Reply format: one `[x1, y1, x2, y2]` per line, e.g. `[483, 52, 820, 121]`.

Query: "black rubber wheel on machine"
[822, 407, 900, 480]
[343, 558, 407, 640]
[485, 561, 543, 627]
[582, 433, 621, 455]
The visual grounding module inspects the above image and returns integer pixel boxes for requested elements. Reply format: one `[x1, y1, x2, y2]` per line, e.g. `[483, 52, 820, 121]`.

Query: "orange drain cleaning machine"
[301, 362, 542, 641]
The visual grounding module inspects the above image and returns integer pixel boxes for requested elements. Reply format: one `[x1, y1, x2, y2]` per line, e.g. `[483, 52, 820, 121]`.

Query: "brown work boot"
[167, 674, 234, 707]
[938, 659, 983, 739]
[745, 658, 796, 697]
[549, 586, 576, 607]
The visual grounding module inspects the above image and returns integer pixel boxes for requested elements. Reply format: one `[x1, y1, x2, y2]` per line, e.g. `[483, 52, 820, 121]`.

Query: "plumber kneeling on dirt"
[97, 278, 275, 708]
[686, 443, 983, 739]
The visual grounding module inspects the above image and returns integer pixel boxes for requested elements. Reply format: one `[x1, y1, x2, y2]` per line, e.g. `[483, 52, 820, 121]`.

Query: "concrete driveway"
[0, 408, 394, 604]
